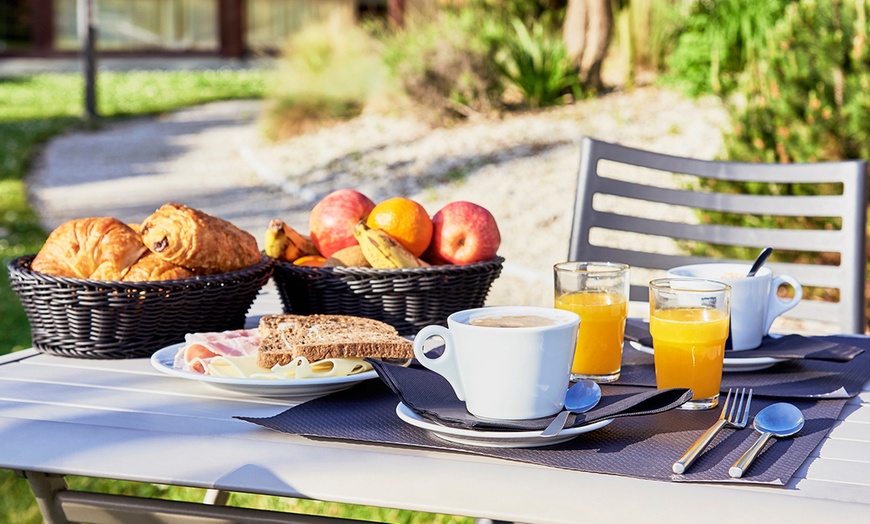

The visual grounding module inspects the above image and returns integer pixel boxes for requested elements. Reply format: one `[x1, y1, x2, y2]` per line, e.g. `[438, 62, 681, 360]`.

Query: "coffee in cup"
[413, 306, 579, 420]
[667, 263, 801, 351]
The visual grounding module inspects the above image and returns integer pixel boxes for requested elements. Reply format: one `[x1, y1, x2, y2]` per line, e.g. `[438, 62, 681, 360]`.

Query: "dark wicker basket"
[271, 256, 504, 336]
[8, 255, 274, 359]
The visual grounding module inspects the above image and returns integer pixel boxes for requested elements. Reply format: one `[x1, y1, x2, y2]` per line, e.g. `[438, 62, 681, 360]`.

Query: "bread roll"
[122, 251, 196, 282]
[139, 203, 260, 274]
[31, 217, 147, 280]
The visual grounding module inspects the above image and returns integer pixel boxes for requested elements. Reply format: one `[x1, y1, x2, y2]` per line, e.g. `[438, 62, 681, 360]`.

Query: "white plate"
[395, 402, 612, 448]
[628, 341, 788, 372]
[150, 343, 377, 399]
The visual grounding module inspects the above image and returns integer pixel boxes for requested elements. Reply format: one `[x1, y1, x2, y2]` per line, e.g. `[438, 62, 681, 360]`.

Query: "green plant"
[727, 0, 870, 163]
[496, 17, 583, 107]
[664, 0, 793, 96]
[267, 19, 388, 139]
[379, 9, 505, 122]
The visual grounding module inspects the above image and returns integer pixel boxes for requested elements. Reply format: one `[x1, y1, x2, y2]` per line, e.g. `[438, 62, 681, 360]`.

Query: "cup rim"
[649, 277, 732, 292]
[667, 263, 772, 280]
[448, 306, 580, 330]
[554, 261, 630, 274]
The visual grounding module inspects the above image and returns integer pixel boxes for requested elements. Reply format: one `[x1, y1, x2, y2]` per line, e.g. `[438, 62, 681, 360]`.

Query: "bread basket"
[7, 254, 274, 359]
[271, 256, 504, 336]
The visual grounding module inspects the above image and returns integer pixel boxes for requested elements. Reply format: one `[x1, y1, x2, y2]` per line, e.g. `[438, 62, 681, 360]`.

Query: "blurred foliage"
[663, 0, 793, 96]
[378, 0, 582, 121]
[610, 0, 687, 87]
[266, 19, 389, 140]
[727, 0, 870, 163]
[378, 8, 505, 122]
[495, 17, 583, 108]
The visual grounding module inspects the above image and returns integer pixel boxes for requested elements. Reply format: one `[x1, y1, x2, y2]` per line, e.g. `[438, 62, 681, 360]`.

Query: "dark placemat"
[370, 359, 692, 431]
[625, 318, 865, 361]
[619, 336, 870, 398]
[239, 378, 846, 485]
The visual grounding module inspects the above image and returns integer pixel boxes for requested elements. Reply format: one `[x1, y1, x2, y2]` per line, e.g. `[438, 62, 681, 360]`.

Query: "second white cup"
[667, 263, 801, 351]
[413, 306, 580, 420]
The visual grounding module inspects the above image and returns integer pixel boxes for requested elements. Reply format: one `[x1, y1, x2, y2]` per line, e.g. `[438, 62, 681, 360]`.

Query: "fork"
[672, 388, 753, 474]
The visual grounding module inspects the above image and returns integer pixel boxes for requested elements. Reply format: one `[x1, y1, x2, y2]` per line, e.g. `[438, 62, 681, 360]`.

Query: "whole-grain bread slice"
[257, 314, 412, 368]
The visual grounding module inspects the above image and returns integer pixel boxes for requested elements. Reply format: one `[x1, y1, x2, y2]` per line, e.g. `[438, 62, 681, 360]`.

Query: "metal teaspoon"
[540, 380, 602, 437]
[729, 402, 804, 478]
[746, 247, 773, 277]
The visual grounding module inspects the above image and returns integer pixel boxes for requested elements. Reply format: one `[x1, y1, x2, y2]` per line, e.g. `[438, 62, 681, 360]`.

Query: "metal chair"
[569, 136, 868, 334]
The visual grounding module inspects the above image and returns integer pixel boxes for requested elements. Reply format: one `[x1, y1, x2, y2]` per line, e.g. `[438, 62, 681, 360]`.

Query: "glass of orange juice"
[649, 278, 731, 410]
[554, 262, 629, 383]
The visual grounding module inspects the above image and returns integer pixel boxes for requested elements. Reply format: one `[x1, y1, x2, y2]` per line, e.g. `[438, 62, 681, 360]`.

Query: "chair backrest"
[569, 137, 868, 334]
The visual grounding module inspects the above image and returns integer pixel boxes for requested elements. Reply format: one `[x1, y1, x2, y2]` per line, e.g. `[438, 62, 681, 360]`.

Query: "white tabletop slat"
[1, 344, 869, 523]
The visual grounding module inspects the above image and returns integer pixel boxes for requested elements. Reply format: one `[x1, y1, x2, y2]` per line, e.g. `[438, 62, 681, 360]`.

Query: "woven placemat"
[619, 335, 870, 398]
[239, 376, 847, 485]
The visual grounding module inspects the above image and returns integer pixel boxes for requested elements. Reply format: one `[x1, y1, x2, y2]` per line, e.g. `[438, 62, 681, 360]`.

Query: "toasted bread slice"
[257, 314, 412, 368]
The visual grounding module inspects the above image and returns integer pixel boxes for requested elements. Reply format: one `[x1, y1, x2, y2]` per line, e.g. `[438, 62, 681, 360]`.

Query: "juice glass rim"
[554, 261, 630, 275]
[649, 277, 731, 293]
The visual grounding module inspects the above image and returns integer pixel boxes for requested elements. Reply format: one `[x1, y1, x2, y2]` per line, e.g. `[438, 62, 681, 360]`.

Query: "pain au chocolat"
[139, 203, 261, 274]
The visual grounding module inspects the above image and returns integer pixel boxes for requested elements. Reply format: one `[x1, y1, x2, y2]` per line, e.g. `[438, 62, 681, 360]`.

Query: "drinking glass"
[649, 278, 731, 410]
[554, 262, 629, 383]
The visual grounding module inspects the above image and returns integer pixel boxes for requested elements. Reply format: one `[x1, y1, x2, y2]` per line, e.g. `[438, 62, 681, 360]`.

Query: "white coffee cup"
[667, 263, 802, 351]
[413, 306, 580, 420]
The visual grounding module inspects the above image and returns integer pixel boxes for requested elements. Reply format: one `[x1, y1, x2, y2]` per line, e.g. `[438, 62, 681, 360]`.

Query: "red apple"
[309, 189, 375, 258]
[429, 201, 501, 265]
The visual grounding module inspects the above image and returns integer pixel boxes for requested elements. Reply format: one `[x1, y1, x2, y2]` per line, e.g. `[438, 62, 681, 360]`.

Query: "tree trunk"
[563, 0, 613, 92]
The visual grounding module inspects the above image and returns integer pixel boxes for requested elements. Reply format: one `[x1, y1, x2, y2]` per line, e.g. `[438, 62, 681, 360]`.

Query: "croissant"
[31, 218, 147, 280]
[139, 203, 261, 274]
[122, 251, 196, 282]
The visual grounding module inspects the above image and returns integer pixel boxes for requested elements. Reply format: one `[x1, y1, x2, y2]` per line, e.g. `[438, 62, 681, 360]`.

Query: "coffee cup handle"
[764, 275, 802, 334]
[413, 325, 466, 401]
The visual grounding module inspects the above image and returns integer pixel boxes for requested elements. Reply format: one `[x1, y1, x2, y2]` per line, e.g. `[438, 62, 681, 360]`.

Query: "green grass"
[0, 69, 473, 523]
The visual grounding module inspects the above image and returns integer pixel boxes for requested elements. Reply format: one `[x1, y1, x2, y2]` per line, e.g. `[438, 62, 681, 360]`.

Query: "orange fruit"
[366, 197, 433, 257]
[293, 255, 327, 267]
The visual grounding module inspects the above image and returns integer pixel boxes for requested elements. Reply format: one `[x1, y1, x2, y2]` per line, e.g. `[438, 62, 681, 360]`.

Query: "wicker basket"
[271, 256, 504, 336]
[8, 255, 274, 359]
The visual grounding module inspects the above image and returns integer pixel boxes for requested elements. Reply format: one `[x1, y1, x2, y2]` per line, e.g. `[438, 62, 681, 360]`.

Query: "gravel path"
[28, 85, 729, 308]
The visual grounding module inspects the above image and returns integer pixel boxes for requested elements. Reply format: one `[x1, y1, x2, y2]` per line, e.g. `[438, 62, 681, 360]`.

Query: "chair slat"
[594, 178, 849, 217]
[591, 215, 849, 252]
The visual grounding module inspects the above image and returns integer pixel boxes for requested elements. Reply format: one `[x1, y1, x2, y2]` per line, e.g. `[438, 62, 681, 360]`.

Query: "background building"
[0, 0, 388, 57]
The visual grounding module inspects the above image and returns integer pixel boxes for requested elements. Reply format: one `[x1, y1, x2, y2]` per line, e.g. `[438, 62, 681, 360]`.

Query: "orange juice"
[555, 291, 628, 377]
[649, 307, 729, 401]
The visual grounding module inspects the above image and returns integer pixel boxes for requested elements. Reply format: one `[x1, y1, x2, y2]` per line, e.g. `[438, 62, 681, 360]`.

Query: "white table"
[1, 288, 868, 524]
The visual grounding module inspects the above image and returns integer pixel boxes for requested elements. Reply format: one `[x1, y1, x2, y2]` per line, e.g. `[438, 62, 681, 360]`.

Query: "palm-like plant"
[496, 18, 583, 108]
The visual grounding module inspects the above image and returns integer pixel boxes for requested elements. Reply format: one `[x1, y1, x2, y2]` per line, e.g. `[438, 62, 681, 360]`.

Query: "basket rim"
[9, 253, 274, 289]
[271, 255, 505, 276]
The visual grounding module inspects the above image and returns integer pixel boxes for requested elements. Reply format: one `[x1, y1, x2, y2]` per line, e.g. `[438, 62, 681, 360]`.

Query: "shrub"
[495, 17, 583, 108]
[380, 2, 582, 120]
[727, 0, 870, 164]
[266, 19, 388, 139]
[379, 10, 506, 122]
[664, 0, 793, 96]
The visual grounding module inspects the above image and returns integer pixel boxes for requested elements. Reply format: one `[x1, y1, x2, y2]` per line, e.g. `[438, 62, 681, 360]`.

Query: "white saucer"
[395, 402, 612, 448]
[628, 341, 788, 372]
[151, 343, 377, 399]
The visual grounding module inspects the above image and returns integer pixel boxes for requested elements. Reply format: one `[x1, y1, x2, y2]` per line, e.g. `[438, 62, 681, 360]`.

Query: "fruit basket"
[271, 256, 505, 336]
[7, 255, 274, 359]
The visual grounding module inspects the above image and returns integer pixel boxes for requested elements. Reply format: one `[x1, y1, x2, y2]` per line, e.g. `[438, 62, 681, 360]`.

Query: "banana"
[352, 221, 423, 269]
[264, 218, 319, 262]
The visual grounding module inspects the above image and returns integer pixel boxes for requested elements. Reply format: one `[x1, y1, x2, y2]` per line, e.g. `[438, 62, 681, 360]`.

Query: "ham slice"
[174, 329, 261, 374]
